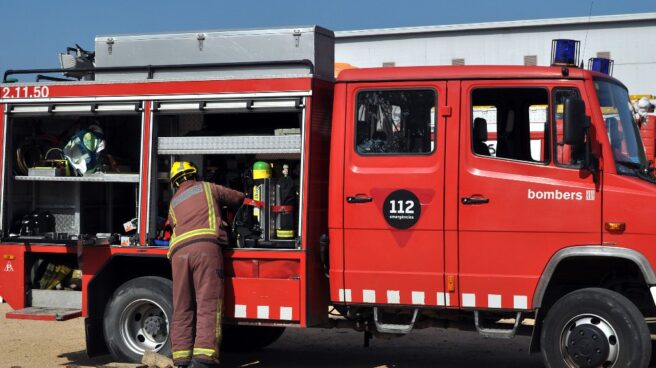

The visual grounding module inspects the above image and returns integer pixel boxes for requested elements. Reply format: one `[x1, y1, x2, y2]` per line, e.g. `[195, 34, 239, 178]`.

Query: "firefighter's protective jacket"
[167, 180, 244, 258]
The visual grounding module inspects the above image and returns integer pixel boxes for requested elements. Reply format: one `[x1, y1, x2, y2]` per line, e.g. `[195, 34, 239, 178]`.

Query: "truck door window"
[471, 88, 549, 164]
[355, 89, 436, 155]
[553, 88, 583, 167]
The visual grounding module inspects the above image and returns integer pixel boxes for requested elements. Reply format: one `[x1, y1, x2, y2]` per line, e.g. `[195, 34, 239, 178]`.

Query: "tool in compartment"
[232, 161, 297, 248]
[252, 160, 272, 236]
[16, 210, 56, 239]
[63, 124, 105, 175]
[273, 164, 295, 239]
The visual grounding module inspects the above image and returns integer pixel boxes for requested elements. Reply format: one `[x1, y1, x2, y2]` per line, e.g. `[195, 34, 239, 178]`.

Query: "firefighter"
[167, 161, 245, 368]
[636, 97, 655, 125]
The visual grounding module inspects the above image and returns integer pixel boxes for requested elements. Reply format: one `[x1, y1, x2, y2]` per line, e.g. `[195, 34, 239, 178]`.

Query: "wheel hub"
[144, 315, 165, 336]
[120, 299, 170, 355]
[561, 315, 619, 368]
[566, 324, 609, 367]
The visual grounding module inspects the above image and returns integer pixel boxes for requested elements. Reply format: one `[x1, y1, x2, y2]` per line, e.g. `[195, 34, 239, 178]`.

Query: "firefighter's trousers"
[171, 242, 224, 366]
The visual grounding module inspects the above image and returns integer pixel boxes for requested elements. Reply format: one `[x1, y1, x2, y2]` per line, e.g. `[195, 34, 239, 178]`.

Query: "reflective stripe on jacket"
[167, 180, 244, 258]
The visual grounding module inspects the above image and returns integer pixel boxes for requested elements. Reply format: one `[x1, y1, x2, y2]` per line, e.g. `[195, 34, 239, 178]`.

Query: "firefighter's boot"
[190, 358, 219, 368]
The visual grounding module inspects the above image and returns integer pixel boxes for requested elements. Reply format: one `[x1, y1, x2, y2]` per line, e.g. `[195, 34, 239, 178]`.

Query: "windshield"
[595, 79, 648, 175]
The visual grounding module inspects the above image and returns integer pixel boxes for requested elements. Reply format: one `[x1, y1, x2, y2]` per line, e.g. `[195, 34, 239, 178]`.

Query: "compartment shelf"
[157, 135, 302, 155]
[15, 173, 140, 183]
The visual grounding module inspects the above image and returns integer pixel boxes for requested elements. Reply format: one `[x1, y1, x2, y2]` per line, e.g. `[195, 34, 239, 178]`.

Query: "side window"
[553, 88, 582, 167]
[471, 88, 550, 163]
[355, 89, 436, 155]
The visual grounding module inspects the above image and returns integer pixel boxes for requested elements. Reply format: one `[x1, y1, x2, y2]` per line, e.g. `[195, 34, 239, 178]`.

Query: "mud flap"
[85, 317, 109, 357]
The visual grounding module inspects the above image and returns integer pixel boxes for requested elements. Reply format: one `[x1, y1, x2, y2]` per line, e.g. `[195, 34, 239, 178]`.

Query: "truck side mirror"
[563, 97, 587, 145]
[563, 97, 599, 181]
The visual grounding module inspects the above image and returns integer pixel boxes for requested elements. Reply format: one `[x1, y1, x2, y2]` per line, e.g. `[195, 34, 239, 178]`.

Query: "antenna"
[582, 1, 594, 60]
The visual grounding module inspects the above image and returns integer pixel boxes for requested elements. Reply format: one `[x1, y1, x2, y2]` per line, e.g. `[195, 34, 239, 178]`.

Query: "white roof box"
[94, 26, 334, 82]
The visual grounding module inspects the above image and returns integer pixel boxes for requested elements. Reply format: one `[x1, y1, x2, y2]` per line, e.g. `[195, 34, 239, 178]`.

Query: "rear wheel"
[104, 276, 173, 363]
[221, 325, 285, 352]
[541, 287, 650, 368]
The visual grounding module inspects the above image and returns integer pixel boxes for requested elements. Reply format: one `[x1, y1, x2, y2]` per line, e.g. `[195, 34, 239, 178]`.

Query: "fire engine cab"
[1, 28, 656, 368]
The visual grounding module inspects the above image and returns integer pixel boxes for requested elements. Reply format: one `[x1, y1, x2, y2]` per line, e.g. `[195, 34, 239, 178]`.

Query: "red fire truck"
[1, 28, 655, 367]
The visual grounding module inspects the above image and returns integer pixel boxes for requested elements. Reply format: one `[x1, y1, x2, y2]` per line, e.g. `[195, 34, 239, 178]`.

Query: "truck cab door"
[457, 81, 602, 310]
[341, 81, 446, 307]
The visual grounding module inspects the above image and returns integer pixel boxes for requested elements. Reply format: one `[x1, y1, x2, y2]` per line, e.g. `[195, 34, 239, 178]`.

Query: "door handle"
[347, 196, 373, 204]
[461, 196, 489, 205]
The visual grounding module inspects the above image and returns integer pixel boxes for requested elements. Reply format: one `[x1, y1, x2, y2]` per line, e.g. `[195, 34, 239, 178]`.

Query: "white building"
[335, 13, 656, 95]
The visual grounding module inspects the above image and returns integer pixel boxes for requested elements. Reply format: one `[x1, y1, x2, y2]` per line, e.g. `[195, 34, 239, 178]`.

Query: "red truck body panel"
[0, 76, 330, 328]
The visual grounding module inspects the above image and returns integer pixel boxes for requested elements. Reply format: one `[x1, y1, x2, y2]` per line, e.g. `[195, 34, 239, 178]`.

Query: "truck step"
[6, 306, 82, 321]
[474, 311, 522, 339]
[373, 307, 418, 334]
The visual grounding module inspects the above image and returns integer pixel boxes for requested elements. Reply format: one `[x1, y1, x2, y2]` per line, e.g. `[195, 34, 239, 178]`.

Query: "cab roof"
[336, 65, 605, 83]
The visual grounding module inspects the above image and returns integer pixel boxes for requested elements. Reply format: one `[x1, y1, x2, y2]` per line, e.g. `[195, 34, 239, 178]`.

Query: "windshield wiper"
[615, 160, 642, 170]
[625, 160, 656, 184]
[640, 160, 655, 174]
[614, 160, 656, 183]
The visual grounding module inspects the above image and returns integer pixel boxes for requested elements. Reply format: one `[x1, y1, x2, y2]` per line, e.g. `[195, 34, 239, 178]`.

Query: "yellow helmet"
[170, 161, 197, 187]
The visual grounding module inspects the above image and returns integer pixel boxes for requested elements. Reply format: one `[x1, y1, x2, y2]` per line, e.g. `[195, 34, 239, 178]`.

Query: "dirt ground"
[0, 303, 113, 367]
[0, 302, 547, 368]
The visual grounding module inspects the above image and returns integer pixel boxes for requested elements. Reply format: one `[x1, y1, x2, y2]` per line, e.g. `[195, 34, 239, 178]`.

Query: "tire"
[541, 287, 650, 368]
[103, 276, 173, 363]
[221, 325, 285, 352]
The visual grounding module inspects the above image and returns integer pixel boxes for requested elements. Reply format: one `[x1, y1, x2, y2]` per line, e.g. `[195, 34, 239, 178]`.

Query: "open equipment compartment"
[2, 102, 143, 243]
[149, 96, 305, 249]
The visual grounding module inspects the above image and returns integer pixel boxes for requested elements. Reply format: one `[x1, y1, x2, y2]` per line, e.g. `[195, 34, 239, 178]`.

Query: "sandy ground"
[0, 303, 114, 367]
[0, 302, 547, 368]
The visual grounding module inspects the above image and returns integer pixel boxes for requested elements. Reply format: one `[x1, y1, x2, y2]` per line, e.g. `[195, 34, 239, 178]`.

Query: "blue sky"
[1, 0, 654, 74]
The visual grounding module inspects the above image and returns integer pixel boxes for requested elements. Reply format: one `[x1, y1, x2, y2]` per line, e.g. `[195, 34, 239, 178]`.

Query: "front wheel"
[541, 287, 650, 368]
[103, 276, 173, 363]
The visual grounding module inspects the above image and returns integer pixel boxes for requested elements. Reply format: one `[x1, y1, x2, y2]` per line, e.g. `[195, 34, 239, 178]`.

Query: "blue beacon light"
[588, 57, 614, 76]
[551, 39, 580, 66]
